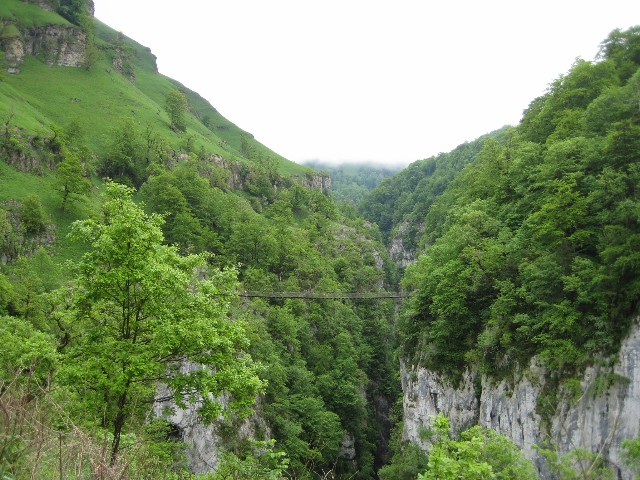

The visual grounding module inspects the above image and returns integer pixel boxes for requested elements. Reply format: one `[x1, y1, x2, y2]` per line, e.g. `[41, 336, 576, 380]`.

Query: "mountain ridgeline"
[1, 0, 640, 478]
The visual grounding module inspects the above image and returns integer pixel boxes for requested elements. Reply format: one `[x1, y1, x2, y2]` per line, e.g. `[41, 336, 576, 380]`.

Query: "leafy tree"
[535, 444, 614, 480]
[19, 194, 47, 236]
[0, 274, 13, 315]
[6, 257, 46, 324]
[0, 315, 57, 389]
[100, 117, 144, 186]
[417, 415, 537, 480]
[165, 88, 188, 132]
[211, 440, 289, 480]
[0, 208, 17, 261]
[54, 182, 264, 465]
[598, 26, 640, 81]
[55, 152, 91, 210]
[378, 441, 429, 480]
[55, 0, 91, 29]
[623, 435, 640, 477]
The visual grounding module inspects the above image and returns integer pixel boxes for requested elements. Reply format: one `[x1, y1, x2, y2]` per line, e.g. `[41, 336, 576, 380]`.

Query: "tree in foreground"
[55, 182, 264, 466]
[418, 415, 537, 480]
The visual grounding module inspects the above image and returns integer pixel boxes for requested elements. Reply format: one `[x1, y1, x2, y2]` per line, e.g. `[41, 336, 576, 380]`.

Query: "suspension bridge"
[235, 291, 413, 300]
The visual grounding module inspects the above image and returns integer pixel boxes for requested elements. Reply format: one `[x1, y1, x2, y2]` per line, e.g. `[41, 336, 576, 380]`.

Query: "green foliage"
[416, 415, 537, 480]
[0, 0, 71, 28]
[99, 117, 144, 186]
[623, 435, 640, 477]
[54, 0, 90, 29]
[0, 209, 17, 261]
[535, 444, 615, 480]
[378, 420, 429, 480]
[360, 132, 499, 249]
[598, 26, 640, 81]
[210, 440, 289, 480]
[0, 24, 21, 40]
[0, 316, 57, 479]
[0, 315, 57, 387]
[391, 26, 640, 382]
[165, 88, 189, 133]
[54, 182, 264, 464]
[19, 194, 47, 236]
[55, 152, 91, 210]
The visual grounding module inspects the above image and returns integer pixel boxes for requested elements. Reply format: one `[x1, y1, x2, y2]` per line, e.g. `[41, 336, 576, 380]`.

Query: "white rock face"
[478, 361, 544, 462]
[389, 222, 418, 267]
[402, 322, 640, 479]
[2, 35, 25, 74]
[154, 364, 269, 474]
[401, 359, 478, 450]
[1, 23, 87, 73]
[154, 385, 223, 473]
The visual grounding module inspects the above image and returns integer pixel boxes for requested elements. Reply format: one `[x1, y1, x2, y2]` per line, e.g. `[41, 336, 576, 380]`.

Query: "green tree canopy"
[417, 415, 537, 480]
[54, 182, 264, 465]
[165, 88, 188, 132]
[55, 152, 91, 210]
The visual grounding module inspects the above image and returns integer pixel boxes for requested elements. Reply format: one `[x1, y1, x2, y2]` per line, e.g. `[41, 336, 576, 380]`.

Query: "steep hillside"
[359, 130, 507, 265]
[374, 26, 640, 478]
[0, 0, 307, 177]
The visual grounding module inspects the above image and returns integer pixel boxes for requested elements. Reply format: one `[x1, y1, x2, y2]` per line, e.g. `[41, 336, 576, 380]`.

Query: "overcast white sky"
[94, 1, 640, 167]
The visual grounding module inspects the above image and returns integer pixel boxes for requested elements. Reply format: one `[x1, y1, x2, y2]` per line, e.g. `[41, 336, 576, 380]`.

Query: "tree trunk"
[109, 391, 128, 466]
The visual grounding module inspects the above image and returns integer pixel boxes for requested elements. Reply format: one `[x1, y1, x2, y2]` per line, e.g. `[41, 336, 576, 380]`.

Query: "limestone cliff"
[1, 22, 87, 73]
[401, 320, 640, 479]
[0, 0, 93, 73]
[153, 363, 270, 474]
[296, 172, 332, 193]
[389, 222, 418, 268]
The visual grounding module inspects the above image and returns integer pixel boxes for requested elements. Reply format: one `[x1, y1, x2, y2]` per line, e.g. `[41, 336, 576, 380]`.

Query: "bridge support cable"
[233, 291, 413, 300]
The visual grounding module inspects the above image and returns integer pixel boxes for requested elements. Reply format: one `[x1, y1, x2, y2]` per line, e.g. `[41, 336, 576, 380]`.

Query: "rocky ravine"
[401, 320, 640, 479]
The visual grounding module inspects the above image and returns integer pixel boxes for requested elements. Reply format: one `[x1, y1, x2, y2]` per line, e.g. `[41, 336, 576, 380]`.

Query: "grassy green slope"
[92, 18, 308, 175]
[0, 0, 70, 27]
[0, 1, 312, 264]
[0, 3, 309, 176]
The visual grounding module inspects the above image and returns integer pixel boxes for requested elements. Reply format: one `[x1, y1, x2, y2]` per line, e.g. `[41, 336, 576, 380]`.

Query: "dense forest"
[2, 1, 640, 478]
[373, 26, 640, 380]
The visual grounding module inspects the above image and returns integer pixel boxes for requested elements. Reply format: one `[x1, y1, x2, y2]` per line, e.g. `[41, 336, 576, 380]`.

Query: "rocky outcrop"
[153, 363, 270, 474]
[401, 321, 640, 479]
[1, 22, 87, 73]
[401, 359, 478, 451]
[206, 154, 244, 190]
[297, 172, 332, 193]
[1, 31, 25, 74]
[389, 222, 418, 267]
[199, 154, 333, 195]
[111, 45, 136, 82]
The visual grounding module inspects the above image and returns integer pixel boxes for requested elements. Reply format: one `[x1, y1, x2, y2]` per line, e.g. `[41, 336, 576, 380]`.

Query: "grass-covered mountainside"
[0, 2, 307, 177]
[364, 26, 640, 385]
